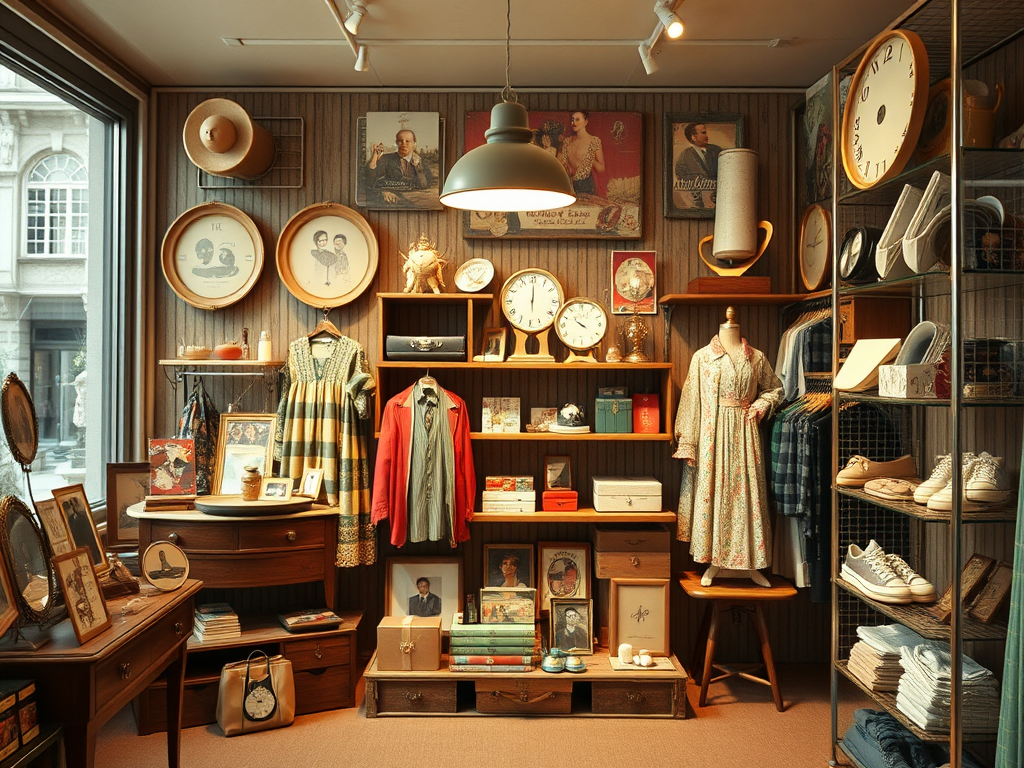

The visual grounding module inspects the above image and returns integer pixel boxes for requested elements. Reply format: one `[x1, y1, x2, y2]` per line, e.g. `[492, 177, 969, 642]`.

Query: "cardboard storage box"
[376, 616, 442, 671]
[595, 397, 632, 433]
[592, 477, 663, 512]
[878, 363, 937, 398]
[542, 490, 578, 511]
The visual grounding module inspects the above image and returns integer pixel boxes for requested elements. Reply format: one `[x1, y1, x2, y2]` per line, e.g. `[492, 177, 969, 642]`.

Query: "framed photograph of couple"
[385, 557, 462, 632]
[461, 110, 642, 239]
[355, 112, 443, 211]
[663, 113, 743, 219]
[212, 413, 277, 495]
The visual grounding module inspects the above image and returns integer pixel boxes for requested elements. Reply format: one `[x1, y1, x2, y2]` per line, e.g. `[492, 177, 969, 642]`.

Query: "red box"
[632, 394, 660, 434]
[542, 490, 578, 511]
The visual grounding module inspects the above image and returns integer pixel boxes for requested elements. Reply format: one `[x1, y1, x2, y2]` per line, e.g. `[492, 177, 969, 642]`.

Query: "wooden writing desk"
[0, 580, 201, 768]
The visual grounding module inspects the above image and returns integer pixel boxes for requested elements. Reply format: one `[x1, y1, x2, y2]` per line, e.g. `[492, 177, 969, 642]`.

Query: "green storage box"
[595, 397, 632, 433]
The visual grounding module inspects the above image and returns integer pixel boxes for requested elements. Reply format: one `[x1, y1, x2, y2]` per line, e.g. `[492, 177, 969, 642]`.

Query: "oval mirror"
[0, 373, 39, 468]
[0, 495, 56, 624]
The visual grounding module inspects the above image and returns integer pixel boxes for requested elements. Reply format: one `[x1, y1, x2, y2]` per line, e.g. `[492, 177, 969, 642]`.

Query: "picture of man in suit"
[675, 122, 722, 209]
[62, 496, 102, 567]
[368, 129, 433, 205]
[407, 577, 442, 617]
[555, 606, 589, 652]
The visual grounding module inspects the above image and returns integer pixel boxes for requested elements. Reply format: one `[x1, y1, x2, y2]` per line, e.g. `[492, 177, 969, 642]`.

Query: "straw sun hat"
[182, 98, 276, 180]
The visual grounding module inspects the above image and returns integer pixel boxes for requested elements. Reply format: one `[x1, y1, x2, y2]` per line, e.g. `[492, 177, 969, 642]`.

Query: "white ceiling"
[35, 0, 915, 90]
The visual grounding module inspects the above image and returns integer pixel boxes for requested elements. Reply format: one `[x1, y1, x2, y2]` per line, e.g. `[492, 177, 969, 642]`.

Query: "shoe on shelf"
[864, 477, 919, 501]
[966, 451, 1011, 503]
[883, 553, 936, 603]
[840, 540, 913, 604]
[913, 452, 976, 504]
[836, 454, 917, 488]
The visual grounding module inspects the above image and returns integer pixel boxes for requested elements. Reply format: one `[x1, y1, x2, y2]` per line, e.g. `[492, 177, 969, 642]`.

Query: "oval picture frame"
[1, 372, 38, 468]
[161, 201, 265, 310]
[276, 202, 379, 309]
[0, 495, 57, 625]
[141, 540, 191, 591]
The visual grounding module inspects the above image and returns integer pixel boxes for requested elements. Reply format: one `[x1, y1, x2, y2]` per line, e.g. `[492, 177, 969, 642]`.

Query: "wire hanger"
[308, 307, 343, 342]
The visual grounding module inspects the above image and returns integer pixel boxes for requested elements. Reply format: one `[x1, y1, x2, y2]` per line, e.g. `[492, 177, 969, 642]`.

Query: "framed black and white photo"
[259, 476, 292, 501]
[53, 548, 111, 644]
[297, 467, 324, 499]
[664, 113, 743, 219]
[51, 483, 108, 576]
[141, 541, 190, 592]
[356, 112, 443, 210]
[385, 557, 462, 632]
[544, 455, 572, 491]
[105, 461, 149, 547]
[33, 498, 72, 557]
[550, 597, 593, 654]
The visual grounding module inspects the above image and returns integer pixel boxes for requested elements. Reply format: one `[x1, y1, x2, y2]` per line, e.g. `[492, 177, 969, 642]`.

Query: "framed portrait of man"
[550, 598, 593, 655]
[51, 483, 108, 576]
[663, 113, 743, 219]
[356, 112, 443, 211]
[385, 557, 462, 632]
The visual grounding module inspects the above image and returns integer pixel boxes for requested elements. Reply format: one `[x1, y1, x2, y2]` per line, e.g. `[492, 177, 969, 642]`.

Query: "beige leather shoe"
[864, 477, 920, 501]
[836, 454, 917, 487]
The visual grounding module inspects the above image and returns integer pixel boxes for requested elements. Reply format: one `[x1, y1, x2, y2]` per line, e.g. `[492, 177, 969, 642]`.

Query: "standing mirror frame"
[0, 495, 59, 626]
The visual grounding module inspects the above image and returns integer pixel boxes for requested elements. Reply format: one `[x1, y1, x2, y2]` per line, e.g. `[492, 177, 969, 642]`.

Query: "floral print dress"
[673, 336, 783, 570]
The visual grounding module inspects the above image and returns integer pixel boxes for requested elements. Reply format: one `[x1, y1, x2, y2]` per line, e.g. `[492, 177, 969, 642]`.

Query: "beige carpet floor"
[95, 664, 869, 768]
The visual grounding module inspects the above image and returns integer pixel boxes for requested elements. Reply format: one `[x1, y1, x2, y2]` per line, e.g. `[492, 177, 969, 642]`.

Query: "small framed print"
[544, 455, 572, 491]
[609, 578, 670, 656]
[33, 499, 72, 557]
[550, 598, 594, 655]
[664, 113, 743, 219]
[276, 202, 379, 309]
[141, 541, 190, 591]
[148, 438, 196, 496]
[51, 484, 108, 577]
[386, 557, 462, 632]
[483, 544, 534, 589]
[160, 201, 264, 310]
[537, 542, 590, 613]
[53, 548, 112, 644]
[356, 112, 444, 211]
[611, 250, 657, 315]
[259, 477, 293, 501]
[297, 467, 324, 499]
[105, 461, 149, 547]
[481, 327, 506, 362]
[213, 414, 277, 495]
[479, 587, 536, 624]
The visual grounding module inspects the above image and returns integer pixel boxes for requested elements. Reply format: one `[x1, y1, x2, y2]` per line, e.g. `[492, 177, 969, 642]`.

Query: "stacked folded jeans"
[848, 624, 927, 692]
[841, 708, 980, 768]
[896, 644, 1000, 734]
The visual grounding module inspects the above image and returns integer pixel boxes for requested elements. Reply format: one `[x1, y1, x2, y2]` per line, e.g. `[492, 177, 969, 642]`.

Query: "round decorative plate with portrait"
[276, 202, 379, 309]
[161, 201, 264, 310]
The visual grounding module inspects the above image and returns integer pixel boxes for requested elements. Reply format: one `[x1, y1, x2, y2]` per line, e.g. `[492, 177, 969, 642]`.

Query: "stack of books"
[192, 602, 241, 642]
[278, 608, 344, 633]
[144, 494, 196, 511]
[448, 611, 538, 672]
[481, 476, 535, 513]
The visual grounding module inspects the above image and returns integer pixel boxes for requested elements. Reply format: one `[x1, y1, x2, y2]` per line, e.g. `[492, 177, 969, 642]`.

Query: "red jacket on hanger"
[371, 383, 475, 547]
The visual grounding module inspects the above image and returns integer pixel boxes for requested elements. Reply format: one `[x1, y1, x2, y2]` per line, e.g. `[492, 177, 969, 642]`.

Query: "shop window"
[26, 154, 89, 256]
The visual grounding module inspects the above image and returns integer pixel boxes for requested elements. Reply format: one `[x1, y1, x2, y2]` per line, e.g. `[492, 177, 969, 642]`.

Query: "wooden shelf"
[158, 358, 285, 367]
[376, 361, 672, 370]
[471, 432, 672, 442]
[837, 391, 1024, 407]
[837, 487, 1019, 523]
[473, 509, 676, 524]
[187, 610, 363, 651]
[376, 292, 494, 302]
[659, 291, 829, 307]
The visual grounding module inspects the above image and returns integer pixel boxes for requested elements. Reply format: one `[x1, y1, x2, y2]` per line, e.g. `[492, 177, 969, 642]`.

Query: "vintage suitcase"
[376, 616, 442, 671]
[474, 677, 573, 714]
[385, 335, 466, 361]
[592, 476, 663, 512]
[542, 489, 578, 511]
[375, 679, 458, 714]
[592, 524, 672, 578]
[595, 397, 632, 433]
[632, 394, 660, 434]
[591, 680, 678, 716]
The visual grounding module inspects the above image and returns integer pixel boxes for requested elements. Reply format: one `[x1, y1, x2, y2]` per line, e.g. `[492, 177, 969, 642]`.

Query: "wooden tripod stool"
[677, 570, 797, 712]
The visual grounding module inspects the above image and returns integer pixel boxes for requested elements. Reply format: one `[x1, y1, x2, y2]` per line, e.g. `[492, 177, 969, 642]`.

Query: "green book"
[448, 663, 534, 673]
[449, 641, 537, 653]
[450, 612, 536, 637]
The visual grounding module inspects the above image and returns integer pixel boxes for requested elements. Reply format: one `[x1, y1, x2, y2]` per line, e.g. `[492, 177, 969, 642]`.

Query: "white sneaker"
[840, 540, 913, 604]
[966, 451, 1011, 503]
[914, 453, 975, 504]
[884, 553, 936, 603]
[927, 452, 992, 511]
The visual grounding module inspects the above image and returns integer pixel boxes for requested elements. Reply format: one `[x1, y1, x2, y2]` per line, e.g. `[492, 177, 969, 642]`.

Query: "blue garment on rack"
[842, 709, 979, 768]
[996, 429, 1024, 766]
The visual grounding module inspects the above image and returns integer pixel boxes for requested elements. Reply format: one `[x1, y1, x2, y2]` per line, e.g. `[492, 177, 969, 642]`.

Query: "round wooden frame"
[798, 203, 831, 291]
[141, 540, 191, 592]
[0, 495, 57, 625]
[276, 202, 379, 309]
[840, 29, 929, 191]
[161, 201, 264, 310]
[554, 298, 609, 352]
[499, 268, 565, 333]
[1, 372, 38, 468]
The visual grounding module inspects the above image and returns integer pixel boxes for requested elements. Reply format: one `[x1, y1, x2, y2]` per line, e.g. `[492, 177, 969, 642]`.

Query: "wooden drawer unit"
[134, 675, 221, 735]
[591, 680, 678, 716]
[295, 665, 353, 714]
[837, 297, 911, 345]
[475, 678, 572, 714]
[284, 634, 352, 671]
[594, 550, 671, 579]
[237, 518, 326, 550]
[374, 679, 458, 714]
[148, 520, 236, 550]
[95, 635, 153, 709]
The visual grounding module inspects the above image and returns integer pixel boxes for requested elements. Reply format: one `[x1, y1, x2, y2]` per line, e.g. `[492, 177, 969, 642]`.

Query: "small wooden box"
[592, 477, 663, 513]
[375, 679, 457, 714]
[838, 297, 911, 345]
[594, 550, 671, 579]
[377, 616, 442, 671]
[474, 677, 573, 714]
[542, 490, 578, 511]
[595, 398, 632, 434]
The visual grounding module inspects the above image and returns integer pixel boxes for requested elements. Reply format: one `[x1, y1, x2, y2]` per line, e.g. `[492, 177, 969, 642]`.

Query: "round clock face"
[500, 269, 564, 333]
[838, 226, 882, 284]
[840, 29, 929, 190]
[244, 683, 277, 721]
[555, 298, 608, 351]
[798, 204, 831, 291]
[839, 229, 863, 280]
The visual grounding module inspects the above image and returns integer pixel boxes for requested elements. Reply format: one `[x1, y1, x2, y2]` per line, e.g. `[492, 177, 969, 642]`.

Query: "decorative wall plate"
[161, 201, 264, 310]
[141, 540, 190, 591]
[453, 258, 495, 293]
[276, 202, 379, 309]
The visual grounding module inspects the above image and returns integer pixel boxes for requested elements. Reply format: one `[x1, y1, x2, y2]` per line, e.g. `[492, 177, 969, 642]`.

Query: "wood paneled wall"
[152, 87, 829, 664]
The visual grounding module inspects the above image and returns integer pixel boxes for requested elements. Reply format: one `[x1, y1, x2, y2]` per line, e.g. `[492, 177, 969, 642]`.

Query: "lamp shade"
[440, 101, 576, 212]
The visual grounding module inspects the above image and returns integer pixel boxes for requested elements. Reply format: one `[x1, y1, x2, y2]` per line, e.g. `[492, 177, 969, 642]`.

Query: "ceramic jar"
[240, 464, 262, 501]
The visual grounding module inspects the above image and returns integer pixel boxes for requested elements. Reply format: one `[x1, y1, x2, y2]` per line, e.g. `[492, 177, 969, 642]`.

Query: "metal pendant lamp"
[440, 1, 576, 212]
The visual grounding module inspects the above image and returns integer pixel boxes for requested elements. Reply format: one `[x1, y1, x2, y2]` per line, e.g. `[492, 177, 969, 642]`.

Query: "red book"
[632, 394, 660, 434]
[448, 654, 534, 666]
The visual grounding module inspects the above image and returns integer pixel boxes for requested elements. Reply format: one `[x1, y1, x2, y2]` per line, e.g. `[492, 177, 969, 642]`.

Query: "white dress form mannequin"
[699, 307, 771, 589]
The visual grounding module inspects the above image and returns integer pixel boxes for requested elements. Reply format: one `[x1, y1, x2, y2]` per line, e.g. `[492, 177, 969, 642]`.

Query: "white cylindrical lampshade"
[712, 148, 759, 263]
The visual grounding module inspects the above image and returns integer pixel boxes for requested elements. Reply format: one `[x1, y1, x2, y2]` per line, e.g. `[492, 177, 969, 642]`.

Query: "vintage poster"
[804, 71, 833, 205]
[356, 112, 443, 210]
[663, 113, 743, 219]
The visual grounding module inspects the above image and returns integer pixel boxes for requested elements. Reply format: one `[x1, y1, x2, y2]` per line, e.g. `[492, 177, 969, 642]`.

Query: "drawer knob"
[630, 555, 640, 568]
[174, 621, 183, 635]
[167, 532, 179, 545]
[405, 691, 423, 702]
[119, 662, 132, 680]
[286, 530, 297, 542]
[626, 691, 645, 704]
[314, 644, 323, 660]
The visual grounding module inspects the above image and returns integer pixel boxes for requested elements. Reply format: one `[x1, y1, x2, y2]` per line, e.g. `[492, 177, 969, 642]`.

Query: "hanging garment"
[275, 336, 376, 567]
[673, 336, 783, 570]
[996, 431, 1024, 766]
[372, 381, 475, 548]
[176, 378, 219, 495]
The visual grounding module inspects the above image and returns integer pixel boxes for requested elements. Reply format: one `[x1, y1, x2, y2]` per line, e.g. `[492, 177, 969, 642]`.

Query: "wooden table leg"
[698, 601, 721, 707]
[753, 603, 784, 712]
[690, 602, 712, 684]
[165, 642, 187, 767]
[63, 721, 97, 768]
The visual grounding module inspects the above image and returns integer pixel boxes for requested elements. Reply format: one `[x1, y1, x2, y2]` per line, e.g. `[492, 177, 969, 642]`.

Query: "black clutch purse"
[385, 335, 466, 361]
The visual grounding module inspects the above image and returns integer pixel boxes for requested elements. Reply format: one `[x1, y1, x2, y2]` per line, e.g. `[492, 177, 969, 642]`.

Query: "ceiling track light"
[654, 1, 684, 39]
[344, 3, 365, 35]
[638, 42, 658, 75]
[354, 44, 369, 71]
[324, 0, 369, 72]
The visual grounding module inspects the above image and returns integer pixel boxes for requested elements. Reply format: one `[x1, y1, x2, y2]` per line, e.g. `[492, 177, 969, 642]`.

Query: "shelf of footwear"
[837, 488, 1018, 524]
[834, 577, 1007, 642]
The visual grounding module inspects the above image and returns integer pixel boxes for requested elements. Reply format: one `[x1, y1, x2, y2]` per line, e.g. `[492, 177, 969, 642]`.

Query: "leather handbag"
[216, 651, 295, 736]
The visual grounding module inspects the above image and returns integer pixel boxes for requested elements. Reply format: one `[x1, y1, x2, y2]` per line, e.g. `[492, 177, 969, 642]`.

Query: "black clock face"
[839, 227, 881, 283]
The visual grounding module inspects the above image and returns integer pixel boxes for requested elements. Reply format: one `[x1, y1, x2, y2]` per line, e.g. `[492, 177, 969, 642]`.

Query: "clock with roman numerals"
[500, 268, 564, 362]
[840, 28, 929, 190]
[555, 297, 608, 363]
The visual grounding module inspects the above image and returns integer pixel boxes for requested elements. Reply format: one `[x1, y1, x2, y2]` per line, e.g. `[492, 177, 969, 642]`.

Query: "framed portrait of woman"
[537, 542, 590, 613]
[483, 544, 534, 589]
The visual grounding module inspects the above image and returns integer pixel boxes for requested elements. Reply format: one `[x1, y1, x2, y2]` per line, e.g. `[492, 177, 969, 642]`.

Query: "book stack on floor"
[481, 476, 535, 513]
[448, 612, 538, 672]
[144, 493, 196, 511]
[847, 624, 924, 692]
[192, 602, 241, 642]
